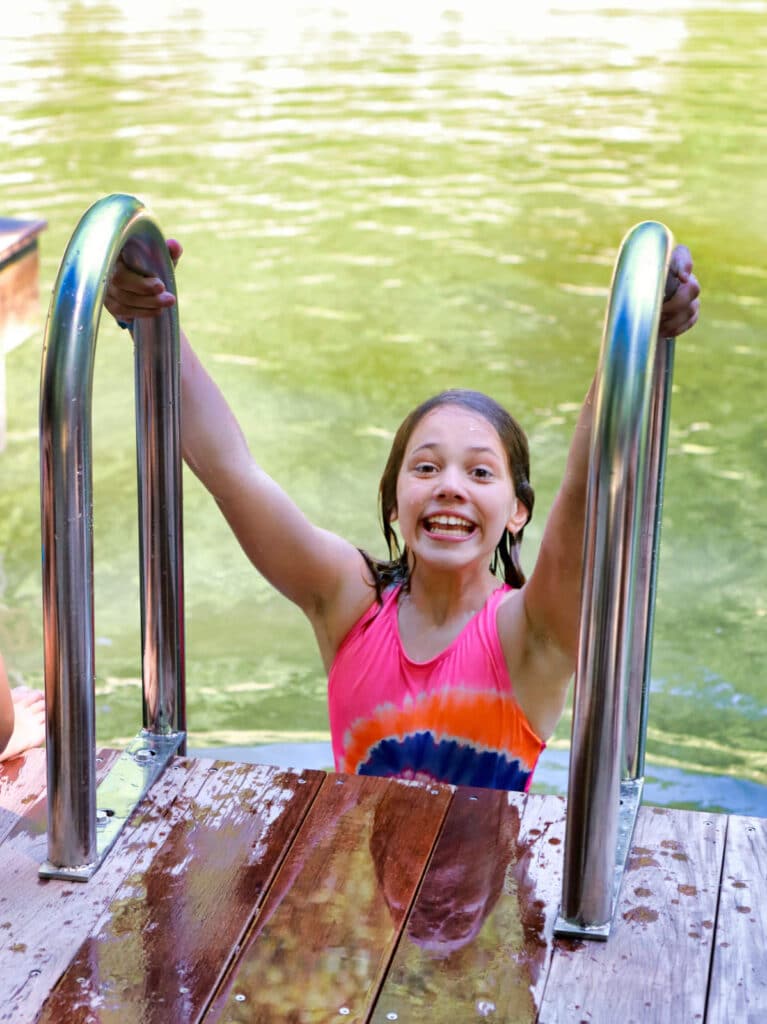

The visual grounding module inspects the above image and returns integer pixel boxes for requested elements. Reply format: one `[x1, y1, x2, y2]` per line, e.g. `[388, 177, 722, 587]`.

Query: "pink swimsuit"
[328, 584, 544, 791]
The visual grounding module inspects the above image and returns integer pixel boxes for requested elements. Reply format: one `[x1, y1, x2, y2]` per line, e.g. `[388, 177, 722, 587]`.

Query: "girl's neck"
[397, 568, 501, 662]
[404, 566, 500, 626]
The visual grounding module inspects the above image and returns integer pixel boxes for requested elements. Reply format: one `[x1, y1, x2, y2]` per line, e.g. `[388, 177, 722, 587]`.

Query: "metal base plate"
[553, 777, 644, 941]
[39, 730, 184, 881]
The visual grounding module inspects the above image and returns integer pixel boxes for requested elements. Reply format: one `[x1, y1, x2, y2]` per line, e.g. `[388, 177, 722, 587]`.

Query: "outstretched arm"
[507, 245, 700, 739]
[104, 244, 374, 666]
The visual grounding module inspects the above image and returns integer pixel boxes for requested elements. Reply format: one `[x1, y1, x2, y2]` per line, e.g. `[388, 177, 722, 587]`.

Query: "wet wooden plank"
[370, 788, 567, 1023]
[707, 815, 767, 1022]
[0, 755, 204, 1023]
[539, 804, 726, 1024]
[205, 773, 452, 1023]
[0, 749, 119, 844]
[0, 749, 48, 843]
[35, 759, 323, 1024]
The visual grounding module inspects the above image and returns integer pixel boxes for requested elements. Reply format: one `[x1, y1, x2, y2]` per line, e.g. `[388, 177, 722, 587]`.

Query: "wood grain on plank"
[0, 754, 200, 1023]
[36, 759, 323, 1024]
[707, 815, 767, 1023]
[205, 773, 452, 1024]
[539, 804, 726, 1024]
[371, 789, 566, 1024]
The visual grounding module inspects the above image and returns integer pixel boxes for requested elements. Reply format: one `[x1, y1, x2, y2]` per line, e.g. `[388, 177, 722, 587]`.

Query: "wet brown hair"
[361, 389, 534, 598]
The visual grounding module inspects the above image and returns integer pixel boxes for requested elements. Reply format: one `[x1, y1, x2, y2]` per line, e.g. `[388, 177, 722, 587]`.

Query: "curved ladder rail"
[39, 194, 186, 881]
[554, 221, 675, 939]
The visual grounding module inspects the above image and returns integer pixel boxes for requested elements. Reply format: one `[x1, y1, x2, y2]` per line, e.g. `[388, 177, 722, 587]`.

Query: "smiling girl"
[106, 241, 699, 791]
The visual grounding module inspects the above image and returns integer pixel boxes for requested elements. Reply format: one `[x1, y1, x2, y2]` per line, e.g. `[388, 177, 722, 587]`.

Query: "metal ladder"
[37, 199, 675, 920]
[555, 220, 676, 939]
[38, 193, 186, 880]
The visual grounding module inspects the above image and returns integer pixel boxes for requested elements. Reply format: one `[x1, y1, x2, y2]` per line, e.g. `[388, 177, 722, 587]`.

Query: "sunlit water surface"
[0, 0, 765, 813]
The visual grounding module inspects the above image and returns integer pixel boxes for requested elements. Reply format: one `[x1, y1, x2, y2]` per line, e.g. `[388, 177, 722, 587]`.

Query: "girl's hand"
[659, 244, 700, 338]
[104, 238, 183, 325]
[0, 687, 46, 762]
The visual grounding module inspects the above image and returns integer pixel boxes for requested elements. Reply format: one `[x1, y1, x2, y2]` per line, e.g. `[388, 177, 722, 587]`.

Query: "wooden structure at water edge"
[0, 216, 47, 450]
[1, 748, 764, 1023]
[0, 217, 46, 352]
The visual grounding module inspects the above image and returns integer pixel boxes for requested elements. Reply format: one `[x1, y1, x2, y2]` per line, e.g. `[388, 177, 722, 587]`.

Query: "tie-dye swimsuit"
[328, 584, 544, 791]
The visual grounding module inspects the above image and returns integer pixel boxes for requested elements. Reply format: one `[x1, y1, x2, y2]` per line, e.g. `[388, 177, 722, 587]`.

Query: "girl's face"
[393, 406, 528, 575]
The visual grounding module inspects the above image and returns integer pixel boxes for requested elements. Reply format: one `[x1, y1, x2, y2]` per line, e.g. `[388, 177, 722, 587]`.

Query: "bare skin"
[0, 653, 46, 762]
[106, 242, 699, 742]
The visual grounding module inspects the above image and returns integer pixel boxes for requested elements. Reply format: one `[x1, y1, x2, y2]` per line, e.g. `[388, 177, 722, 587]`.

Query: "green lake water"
[1, 1, 765, 812]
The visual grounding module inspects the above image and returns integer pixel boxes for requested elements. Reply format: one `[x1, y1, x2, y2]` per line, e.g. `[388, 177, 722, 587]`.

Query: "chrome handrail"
[555, 221, 674, 939]
[39, 194, 186, 880]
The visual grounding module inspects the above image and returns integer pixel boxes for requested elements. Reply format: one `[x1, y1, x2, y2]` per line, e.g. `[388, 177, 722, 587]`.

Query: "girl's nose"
[436, 466, 466, 499]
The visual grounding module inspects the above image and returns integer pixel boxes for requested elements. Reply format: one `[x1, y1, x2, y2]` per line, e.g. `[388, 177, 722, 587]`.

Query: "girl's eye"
[471, 467, 493, 480]
[414, 462, 437, 474]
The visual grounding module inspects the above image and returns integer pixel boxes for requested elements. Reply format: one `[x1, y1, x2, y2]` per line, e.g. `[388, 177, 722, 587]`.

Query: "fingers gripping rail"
[39, 194, 186, 880]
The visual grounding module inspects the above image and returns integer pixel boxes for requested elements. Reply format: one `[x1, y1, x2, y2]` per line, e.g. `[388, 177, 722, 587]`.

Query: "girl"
[106, 241, 699, 791]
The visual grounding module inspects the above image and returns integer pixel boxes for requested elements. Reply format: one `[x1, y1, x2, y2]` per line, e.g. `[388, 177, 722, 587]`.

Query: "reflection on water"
[0, 1, 765, 811]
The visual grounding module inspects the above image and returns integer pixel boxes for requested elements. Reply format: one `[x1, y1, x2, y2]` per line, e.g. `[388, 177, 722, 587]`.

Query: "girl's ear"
[389, 505, 398, 523]
[506, 498, 529, 535]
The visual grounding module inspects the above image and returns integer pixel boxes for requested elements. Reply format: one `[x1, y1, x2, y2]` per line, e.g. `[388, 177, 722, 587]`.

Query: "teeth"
[426, 515, 473, 530]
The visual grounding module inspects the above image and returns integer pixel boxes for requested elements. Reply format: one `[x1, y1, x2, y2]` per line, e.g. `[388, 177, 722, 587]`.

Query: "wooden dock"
[0, 216, 47, 451]
[0, 217, 47, 355]
[1, 748, 764, 1022]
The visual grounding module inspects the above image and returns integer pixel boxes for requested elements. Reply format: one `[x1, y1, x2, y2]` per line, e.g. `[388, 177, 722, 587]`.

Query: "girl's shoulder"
[494, 584, 531, 667]
[494, 581, 523, 619]
[489, 582, 515, 607]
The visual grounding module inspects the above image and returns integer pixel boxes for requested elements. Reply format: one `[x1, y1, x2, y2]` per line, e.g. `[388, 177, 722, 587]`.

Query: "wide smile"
[421, 514, 477, 541]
